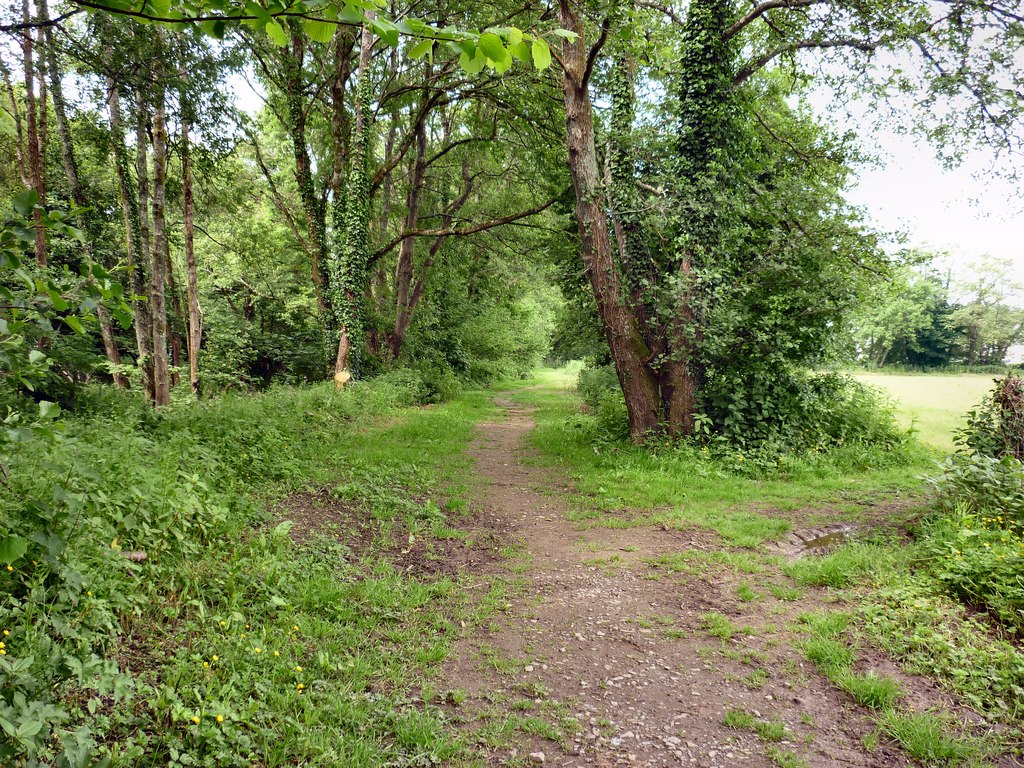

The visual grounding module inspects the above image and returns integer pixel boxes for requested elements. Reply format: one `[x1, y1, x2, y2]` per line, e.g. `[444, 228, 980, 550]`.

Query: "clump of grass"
[803, 637, 855, 675]
[879, 711, 982, 764]
[766, 746, 809, 768]
[723, 709, 757, 729]
[724, 710, 788, 743]
[835, 671, 903, 710]
[783, 544, 895, 588]
[769, 584, 802, 601]
[736, 583, 760, 602]
[701, 611, 754, 640]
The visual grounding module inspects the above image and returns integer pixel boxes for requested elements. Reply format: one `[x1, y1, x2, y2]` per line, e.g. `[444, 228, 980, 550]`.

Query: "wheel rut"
[441, 394, 912, 767]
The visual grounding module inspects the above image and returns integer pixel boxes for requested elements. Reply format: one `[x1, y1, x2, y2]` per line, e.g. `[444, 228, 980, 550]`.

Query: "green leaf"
[28, 349, 46, 365]
[265, 20, 289, 46]
[408, 39, 433, 60]
[12, 189, 38, 216]
[477, 32, 509, 66]
[38, 400, 61, 419]
[0, 535, 27, 564]
[337, 3, 364, 24]
[372, 18, 399, 47]
[532, 37, 551, 70]
[509, 40, 531, 62]
[64, 316, 86, 335]
[552, 28, 578, 40]
[304, 18, 335, 43]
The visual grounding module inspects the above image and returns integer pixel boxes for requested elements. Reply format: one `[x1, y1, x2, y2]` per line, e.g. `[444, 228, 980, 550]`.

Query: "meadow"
[854, 372, 997, 451]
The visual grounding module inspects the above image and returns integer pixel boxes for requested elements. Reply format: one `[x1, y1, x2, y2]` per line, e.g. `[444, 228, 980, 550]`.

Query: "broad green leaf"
[304, 18, 335, 43]
[532, 37, 551, 70]
[12, 190, 38, 216]
[337, 4, 364, 24]
[64, 316, 86, 334]
[478, 32, 509, 65]
[408, 39, 433, 60]
[0, 535, 27, 564]
[372, 18, 399, 47]
[265, 20, 289, 46]
[28, 350, 46, 364]
[509, 40, 531, 62]
[39, 401, 61, 419]
[552, 28, 578, 40]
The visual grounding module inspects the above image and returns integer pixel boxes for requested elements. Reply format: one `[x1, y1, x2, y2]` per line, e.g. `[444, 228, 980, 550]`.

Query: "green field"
[854, 372, 997, 451]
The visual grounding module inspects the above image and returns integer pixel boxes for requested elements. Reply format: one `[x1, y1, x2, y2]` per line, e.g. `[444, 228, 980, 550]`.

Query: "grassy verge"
[1, 380, 499, 767]
[504, 372, 931, 538]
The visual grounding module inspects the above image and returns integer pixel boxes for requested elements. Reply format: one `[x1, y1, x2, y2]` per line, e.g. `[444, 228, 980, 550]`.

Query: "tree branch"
[368, 197, 556, 265]
[734, 36, 886, 85]
[724, 0, 824, 40]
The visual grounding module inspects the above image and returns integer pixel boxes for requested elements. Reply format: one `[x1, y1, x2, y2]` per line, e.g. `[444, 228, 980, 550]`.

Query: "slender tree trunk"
[42, 10, 128, 387]
[180, 68, 202, 397]
[21, 0, 46, 266]
[389, 117, 427, 361]
[166, 242, 183, 386]
[0, 60, 30, 186]
[108, 77, 153, 398]
[283, 26, 329, 316]
[558, 0, 661, 441]
[149, 33, 171, 406]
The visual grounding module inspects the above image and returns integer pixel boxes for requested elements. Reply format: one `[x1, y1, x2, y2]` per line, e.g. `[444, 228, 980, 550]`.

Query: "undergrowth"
[0, 380, 496, 767]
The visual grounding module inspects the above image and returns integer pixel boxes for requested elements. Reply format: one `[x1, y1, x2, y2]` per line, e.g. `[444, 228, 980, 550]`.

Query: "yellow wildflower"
[192, 716, 200, 724]
[216, 715, 224, 723]
[295, 665, 303, 672]
[273, 651, 280, 657]
[212, 655, 218, 662]
[253, 647, 262, 654]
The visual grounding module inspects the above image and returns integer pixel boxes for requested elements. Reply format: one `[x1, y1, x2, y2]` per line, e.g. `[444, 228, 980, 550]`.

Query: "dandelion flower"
[216, 715, 224, 723]
[212, 655, 218, 662]
[296, 683, 304, 690]
[0, 649, 6, 655]
[192, 716, 200, 724]
[203, 662, 209, 668]
[273, 651, 280, 657]
[254, 647, 262, 654]
[295, 665, 303, 672]
[6, 565, 12, 572]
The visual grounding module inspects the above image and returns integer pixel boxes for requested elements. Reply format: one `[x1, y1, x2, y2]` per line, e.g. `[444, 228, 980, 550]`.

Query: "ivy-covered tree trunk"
[557, 0, 662, 441]
[149, 31, 171, 406]
[331, 17, 374, 386]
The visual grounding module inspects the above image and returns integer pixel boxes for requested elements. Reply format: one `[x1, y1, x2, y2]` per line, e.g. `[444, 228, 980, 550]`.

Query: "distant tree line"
[854, 254, 1024, 368]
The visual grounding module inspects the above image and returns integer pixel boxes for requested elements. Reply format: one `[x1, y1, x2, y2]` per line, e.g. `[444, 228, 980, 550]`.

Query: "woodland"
[3, 0, 1024, 766]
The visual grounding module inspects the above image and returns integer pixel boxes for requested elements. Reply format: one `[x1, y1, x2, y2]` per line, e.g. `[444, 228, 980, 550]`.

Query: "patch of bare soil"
[270, 489, 508, 579]
[439, 395, 997, 767]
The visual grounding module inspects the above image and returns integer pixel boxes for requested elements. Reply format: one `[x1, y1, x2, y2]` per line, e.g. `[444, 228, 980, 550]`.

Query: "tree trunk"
[108, 78, 154, 399]
[149, 33, 171, 406]
[41, 7, 129, 387]
[0, 60, 30, 186]
[166, 241, 183, 386]
[389, 117, 427, 361]
[21, 0, 46, 266]
[333, 15, 374, 386]
[180, 66, 202, 398]
[557, 0, 661, 441]
[283, 26, 329, 316]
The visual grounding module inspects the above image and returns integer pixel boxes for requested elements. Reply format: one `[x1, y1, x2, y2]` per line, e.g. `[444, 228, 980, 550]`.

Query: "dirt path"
[441, 395, 924, 767]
